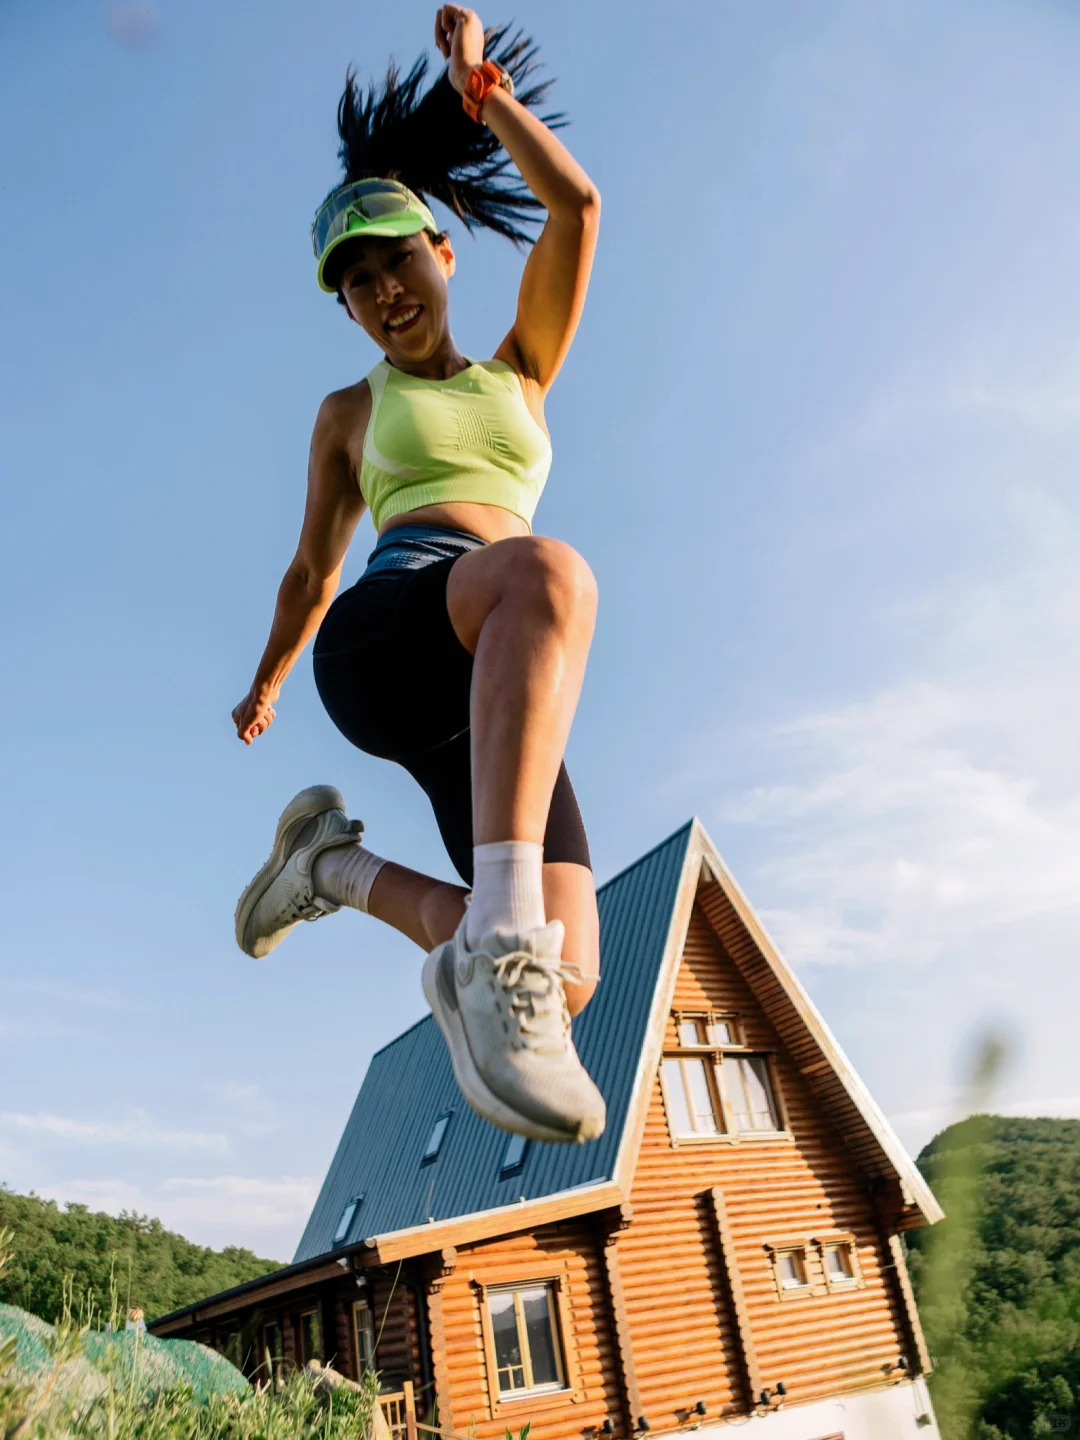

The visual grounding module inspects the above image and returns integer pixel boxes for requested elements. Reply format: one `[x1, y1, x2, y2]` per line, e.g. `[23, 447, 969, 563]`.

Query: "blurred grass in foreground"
[0, 1226, 381, 1439]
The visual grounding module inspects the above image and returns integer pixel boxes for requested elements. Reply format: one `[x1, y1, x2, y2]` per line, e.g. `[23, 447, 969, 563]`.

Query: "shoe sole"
[421, 947, 587, 1145]
[235, 785, 345, 958]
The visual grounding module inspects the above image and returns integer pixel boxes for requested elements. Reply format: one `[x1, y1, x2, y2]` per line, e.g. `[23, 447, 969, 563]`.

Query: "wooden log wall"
[620, 903, 911, 1422]
[433, 1220, 622, 1440]
[369, 1275, 422, 1388]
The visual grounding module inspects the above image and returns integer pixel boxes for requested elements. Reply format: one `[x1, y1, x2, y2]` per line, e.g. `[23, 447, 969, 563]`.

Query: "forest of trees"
[0, 1187, 281, 1323]
[908, 1115, 1080, 1439]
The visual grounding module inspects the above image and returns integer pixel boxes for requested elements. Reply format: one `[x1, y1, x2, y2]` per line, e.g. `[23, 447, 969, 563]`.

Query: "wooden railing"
[378, 1380, 417, 1440]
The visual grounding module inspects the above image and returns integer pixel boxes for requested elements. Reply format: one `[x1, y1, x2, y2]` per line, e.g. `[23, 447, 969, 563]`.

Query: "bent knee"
[512, 537, 598, 625]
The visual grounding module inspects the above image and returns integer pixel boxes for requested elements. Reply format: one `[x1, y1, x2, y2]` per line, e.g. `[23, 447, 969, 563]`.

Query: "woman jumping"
[232, 6, 604, 1144]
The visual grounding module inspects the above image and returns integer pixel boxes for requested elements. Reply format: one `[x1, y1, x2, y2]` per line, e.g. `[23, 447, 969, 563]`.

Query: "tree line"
[0, 1187, 281, 1323]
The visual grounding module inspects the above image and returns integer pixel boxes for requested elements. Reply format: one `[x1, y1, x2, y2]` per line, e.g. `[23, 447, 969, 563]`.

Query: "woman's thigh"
[445, 535, 596, 654]
[312, 560, 473, 760]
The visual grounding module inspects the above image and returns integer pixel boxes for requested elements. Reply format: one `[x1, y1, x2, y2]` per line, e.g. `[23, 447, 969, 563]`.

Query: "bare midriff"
[379, 500, 531, 543]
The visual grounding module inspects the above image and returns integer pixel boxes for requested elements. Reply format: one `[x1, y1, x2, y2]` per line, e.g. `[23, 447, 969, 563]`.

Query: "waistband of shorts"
[361, 523, 488, 579]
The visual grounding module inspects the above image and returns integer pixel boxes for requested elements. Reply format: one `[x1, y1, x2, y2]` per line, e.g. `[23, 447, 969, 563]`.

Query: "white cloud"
[200, 1082, 276, 1138]
[729, 671, 1080, 971]
[725, 372, 1080, 973]
[0, 1110, 228, 1156]
[160, 1175, 319, 1231]
[32, 1175, 316, 1259]
[8, 980, 158, 1015]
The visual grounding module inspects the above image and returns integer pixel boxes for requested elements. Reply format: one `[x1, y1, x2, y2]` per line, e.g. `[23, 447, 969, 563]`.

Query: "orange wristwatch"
[462, 60, 513, 123]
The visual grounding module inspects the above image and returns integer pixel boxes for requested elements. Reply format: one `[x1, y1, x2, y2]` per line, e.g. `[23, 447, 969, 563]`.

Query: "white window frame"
[660, 1027, 788, 1145]
[673, 1009, 744, 1048]
[813, 1233, 864, 1292]
[764, 1241, 814, 1301]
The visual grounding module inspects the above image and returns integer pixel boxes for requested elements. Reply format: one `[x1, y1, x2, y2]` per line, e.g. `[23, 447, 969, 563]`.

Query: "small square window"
[423, 1111, 452, 1162]
[767, 1244, 812, 1299]
[777, 1250, 807, 1289]
[332, 1195, 363, 1246]
[487, 1283, 566, 1398]
[674, 1012, 742, 1048]
[819, 1239, 860, 1289]
[825, 1245, 853, 1279]
[500, 1132, 529, 1173]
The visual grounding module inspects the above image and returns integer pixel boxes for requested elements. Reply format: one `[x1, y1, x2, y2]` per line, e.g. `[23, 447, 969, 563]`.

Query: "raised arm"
[435, 6, 601, 392]
[232, 392, 367, 744]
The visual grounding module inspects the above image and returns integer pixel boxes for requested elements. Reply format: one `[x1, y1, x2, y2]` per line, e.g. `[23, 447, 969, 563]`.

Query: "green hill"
[0, 1187, 282, 1324]
[907, 1115, 1080, 1440]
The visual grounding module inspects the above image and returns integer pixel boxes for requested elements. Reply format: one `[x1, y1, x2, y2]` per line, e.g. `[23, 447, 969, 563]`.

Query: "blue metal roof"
[293, 822, 694, 1262]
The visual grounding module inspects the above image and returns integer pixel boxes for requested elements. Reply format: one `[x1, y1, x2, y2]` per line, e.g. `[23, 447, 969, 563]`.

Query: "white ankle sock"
[312, 843, 388, 914]
[466, 840, 545, 947]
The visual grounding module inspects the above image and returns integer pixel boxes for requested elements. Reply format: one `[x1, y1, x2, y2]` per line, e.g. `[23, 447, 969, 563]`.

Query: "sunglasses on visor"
[311, 180, 434, 259]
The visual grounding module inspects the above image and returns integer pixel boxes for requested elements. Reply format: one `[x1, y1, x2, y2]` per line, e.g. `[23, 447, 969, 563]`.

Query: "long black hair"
[328, 25, 563, 249]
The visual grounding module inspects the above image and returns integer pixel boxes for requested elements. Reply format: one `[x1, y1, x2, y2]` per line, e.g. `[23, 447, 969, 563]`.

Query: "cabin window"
[224, 1331, 243, 1368]
[662, 1044, 784, 1142]
[353, 1301, 375, 1374]
[722, 1055, 781, 1132]
[422, 1111, 452, 1162]
[332, 1195, 363, 1246]
[261, 1321, 283, 1383]
[299, 1308, 323, 1363]
[500, 1132, 529, 1173]
[778, 1250, 808, 1288]
[766, 1243, 812, 1299]
[662, 1057, 721, 1136]
[676, 1011, 742, 1047]
[486, 1283, 566, 1398]
[817, 1235, 862, 1291]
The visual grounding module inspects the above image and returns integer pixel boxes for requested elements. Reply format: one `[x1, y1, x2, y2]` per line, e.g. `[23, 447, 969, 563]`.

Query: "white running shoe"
[235, 785, 364, 959]
[422, 914, 606, 1144]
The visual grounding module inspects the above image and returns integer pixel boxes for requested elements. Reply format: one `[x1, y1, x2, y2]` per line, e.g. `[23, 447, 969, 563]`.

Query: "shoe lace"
[284, 889, 332, 924]
[491, 953, 584, 1054]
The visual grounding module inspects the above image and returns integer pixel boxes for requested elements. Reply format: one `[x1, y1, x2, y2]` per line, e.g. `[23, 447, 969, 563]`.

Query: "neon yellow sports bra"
[359, 358, 552, 532]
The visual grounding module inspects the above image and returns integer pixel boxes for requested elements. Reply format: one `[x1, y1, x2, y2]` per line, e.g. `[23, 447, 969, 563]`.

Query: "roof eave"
[360, 1179, 625, 1263]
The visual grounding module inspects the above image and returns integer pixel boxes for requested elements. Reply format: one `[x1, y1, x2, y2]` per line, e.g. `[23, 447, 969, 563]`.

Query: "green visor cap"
[312, 179, 438, 293]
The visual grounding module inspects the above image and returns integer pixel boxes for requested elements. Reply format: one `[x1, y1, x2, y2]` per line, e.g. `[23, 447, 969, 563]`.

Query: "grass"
[0, 1227, 382, 1440]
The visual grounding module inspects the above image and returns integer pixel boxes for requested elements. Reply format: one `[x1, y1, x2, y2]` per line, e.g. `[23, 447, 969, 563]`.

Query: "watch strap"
[462, 60, 512, 124]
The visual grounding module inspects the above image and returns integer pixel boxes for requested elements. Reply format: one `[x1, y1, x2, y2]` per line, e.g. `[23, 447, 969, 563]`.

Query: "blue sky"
[3, 0, 1079, 1260]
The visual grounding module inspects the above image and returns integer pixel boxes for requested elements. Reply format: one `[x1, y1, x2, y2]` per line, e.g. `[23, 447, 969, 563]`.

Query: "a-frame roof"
[293, 822, 693, 1262]
[293, 819, 941, 1267]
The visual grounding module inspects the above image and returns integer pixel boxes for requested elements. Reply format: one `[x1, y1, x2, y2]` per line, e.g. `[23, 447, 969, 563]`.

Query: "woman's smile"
[385, 303, 424, 335]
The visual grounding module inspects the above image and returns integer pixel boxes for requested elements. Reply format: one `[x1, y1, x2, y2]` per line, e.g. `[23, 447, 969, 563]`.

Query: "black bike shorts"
[312, 528, 591, 887]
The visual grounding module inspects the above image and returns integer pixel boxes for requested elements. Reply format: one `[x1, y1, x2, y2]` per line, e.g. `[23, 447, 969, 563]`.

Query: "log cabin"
[150, 819, 944, 1440]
